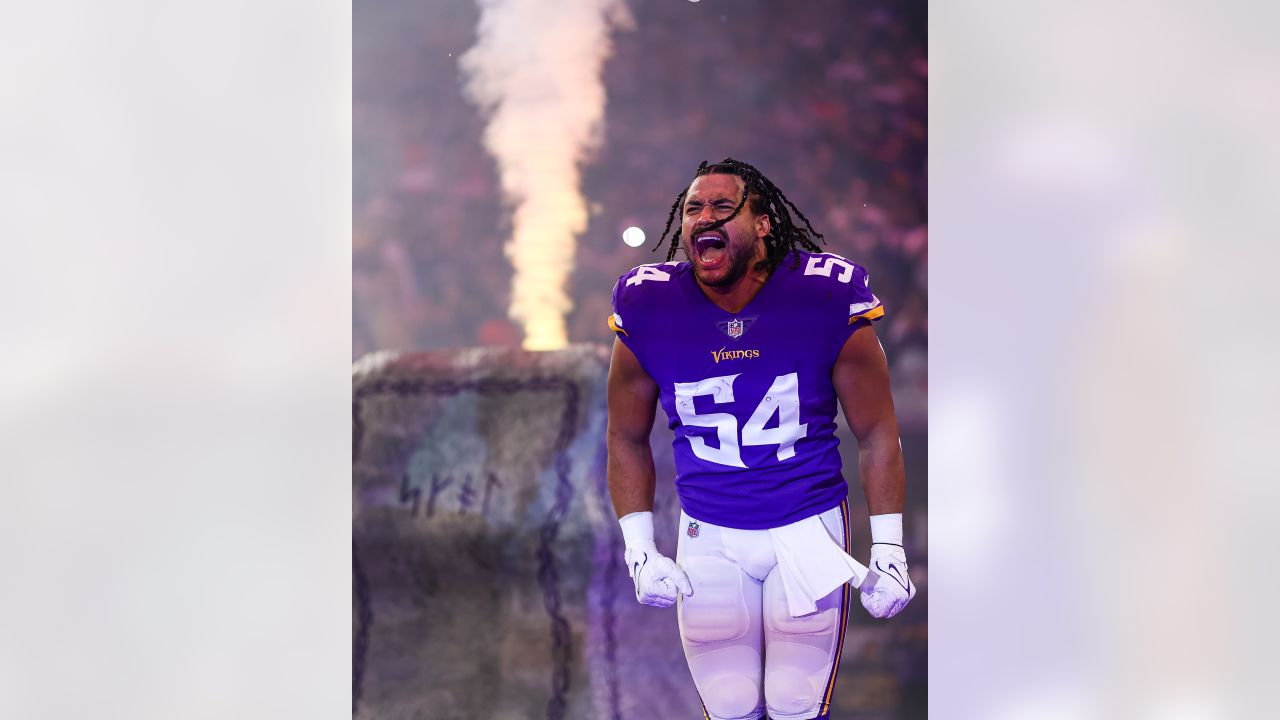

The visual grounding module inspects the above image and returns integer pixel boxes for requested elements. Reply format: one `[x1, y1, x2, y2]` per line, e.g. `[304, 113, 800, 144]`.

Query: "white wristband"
[869, 513, 903, 546]
[619, 511, 657, 550]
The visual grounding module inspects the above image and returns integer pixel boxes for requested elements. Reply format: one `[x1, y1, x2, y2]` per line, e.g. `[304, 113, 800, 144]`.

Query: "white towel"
[768, 515, 872, 617]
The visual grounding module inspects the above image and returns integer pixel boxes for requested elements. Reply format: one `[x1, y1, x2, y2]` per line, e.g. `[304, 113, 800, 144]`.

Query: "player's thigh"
[676, 512, 763, 647]
[761, 507, 851, 719]
[677, 512, 766, 720]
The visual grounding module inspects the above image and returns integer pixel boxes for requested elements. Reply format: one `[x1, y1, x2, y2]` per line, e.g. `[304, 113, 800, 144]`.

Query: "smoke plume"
[461, 0, 633, 351]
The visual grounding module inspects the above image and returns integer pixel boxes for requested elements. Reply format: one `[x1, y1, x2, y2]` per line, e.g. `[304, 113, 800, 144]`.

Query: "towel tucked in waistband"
[768, 515, 871, 617]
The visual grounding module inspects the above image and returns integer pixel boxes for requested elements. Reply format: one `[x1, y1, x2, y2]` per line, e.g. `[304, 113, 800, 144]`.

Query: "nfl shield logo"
[727, 319, 743, 339]
[687, 521, 700, 538]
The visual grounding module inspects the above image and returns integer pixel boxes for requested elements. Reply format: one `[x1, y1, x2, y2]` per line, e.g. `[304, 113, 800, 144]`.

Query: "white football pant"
[676, 502, 851, 720]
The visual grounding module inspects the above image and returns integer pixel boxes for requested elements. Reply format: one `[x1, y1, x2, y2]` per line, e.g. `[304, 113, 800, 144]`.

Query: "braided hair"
[654, 158, 826, 274]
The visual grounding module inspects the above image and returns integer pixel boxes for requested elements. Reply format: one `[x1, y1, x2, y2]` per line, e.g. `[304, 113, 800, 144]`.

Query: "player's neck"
[696, 267, 770, 314]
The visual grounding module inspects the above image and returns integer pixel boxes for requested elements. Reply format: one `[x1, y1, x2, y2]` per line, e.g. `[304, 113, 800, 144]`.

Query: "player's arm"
[606, 338, 659, 518]
[832, 323, 904, 516]
[833, 323, 915, 618]
[606, 337, 691, 606]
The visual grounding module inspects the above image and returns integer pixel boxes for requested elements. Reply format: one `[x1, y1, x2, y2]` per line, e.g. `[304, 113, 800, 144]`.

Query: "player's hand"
[859, 543, 916, 619]
[625, 546, 692, 608]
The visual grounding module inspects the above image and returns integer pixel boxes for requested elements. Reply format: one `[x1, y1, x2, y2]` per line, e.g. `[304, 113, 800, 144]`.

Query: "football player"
[607, 159, 915, 720]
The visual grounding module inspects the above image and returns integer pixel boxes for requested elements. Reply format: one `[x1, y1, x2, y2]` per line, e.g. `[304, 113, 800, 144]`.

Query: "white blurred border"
[0, 1, 350, 716]
[8, 0, 1280, 716]
[932, 2, 1280, 717]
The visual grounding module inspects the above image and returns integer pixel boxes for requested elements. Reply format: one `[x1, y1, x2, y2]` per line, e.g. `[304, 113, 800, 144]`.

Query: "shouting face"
[681, 173, 771, 288]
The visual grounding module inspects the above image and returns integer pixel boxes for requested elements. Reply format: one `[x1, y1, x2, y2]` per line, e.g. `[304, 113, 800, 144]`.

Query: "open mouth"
[693, 233, 728, 265]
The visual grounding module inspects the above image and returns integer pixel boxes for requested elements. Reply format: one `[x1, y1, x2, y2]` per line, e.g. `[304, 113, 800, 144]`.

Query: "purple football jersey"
[609, 250, 885, 530]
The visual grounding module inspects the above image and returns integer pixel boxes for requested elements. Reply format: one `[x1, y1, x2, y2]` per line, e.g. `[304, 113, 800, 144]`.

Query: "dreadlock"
[653, 158, 826, 274]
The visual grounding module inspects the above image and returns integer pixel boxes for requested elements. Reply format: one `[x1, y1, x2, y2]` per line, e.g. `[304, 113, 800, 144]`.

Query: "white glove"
[861, 543, 916, 618]
[860, 513, 916, 619]
[619, 511, 693, 608]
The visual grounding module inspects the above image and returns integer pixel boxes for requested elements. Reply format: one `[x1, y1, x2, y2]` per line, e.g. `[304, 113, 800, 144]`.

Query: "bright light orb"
[622, 226, 646, 247]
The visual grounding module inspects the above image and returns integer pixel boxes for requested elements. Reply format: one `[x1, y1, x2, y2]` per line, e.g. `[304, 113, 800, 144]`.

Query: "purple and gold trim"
[607, 313, 628, 336]
[847, 304, 885, 324]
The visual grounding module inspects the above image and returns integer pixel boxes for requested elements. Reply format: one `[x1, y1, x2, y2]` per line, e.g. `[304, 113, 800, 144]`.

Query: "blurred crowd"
[353, 0, 926, 429]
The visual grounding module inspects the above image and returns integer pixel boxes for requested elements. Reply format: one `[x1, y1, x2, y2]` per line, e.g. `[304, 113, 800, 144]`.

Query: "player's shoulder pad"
[789, 250, 883, 323]
[613, 261, 687, 304]
[609, 261, 688, 339]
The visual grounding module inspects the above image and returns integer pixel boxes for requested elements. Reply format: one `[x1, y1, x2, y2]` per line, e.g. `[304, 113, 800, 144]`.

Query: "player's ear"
[756, 213, 771, 238]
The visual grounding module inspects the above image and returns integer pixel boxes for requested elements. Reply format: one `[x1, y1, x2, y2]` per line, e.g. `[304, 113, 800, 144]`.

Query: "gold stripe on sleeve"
[848, 305, 886, 324]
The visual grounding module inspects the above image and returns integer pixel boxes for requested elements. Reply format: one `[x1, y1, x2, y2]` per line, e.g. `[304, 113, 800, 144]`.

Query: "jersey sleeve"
[811, 254, 884, 358]
[845, 264, 885, 326]
[606, 262, 682, 363]
[607, 275, 633, 351]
